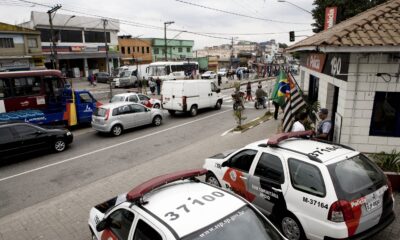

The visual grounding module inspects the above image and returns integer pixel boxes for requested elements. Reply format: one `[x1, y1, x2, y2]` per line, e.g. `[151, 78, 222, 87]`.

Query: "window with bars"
[0, 38, 15, 48]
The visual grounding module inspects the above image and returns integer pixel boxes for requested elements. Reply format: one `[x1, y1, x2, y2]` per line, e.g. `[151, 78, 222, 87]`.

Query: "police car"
[203, 131, 395, 240]
[88, 169, 286, 240]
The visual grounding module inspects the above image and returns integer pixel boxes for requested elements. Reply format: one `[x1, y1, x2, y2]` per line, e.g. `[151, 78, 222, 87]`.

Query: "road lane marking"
[0, 109, 232, 182]
[221, 128, 233, 136]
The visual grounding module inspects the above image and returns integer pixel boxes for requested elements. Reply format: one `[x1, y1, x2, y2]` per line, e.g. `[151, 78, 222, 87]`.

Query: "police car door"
[247, 152, 288, 217]
[221, 149, 258, 202]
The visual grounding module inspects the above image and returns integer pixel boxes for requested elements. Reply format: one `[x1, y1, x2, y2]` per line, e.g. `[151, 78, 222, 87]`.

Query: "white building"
[21, 11, 120, 77]
[287, 0, 400, 153]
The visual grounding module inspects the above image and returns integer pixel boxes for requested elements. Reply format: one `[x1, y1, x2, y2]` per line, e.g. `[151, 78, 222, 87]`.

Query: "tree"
[279, 43, 288, 49]
[311, 0, 388, 33]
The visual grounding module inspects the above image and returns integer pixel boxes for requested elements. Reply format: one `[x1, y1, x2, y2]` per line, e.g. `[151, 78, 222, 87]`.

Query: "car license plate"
[365, 199, 380, 212]
[94, 118, 100, 123]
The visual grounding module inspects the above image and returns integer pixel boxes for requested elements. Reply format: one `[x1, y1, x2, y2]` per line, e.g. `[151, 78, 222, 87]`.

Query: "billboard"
[324, 7, 338, 30]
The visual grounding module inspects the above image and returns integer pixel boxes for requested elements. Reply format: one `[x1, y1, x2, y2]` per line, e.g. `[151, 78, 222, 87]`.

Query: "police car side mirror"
[216, 89, 221, 93]
[96, 218, 108, 232]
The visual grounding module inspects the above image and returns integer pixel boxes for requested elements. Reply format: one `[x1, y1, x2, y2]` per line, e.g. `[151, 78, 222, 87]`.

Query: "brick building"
[118, 36, 152, 65]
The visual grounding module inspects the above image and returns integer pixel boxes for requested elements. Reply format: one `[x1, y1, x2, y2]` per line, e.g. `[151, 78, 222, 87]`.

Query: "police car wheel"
[281, 213, 305, 240]
[206, 172, 221, 187]
[54, 139, 66, 152]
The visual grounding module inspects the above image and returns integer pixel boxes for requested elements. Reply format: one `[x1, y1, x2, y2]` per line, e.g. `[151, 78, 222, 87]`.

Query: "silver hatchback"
[92, 102, 163, 136]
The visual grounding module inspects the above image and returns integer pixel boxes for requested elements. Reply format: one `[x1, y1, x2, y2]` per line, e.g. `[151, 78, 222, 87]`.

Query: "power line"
[175, 0, 311, 25]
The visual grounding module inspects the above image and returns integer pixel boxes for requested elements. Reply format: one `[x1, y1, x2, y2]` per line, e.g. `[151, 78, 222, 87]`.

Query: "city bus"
[0, 70, 99, 126]
[146, 61, 199, 81]
[0, 70, 65, 113]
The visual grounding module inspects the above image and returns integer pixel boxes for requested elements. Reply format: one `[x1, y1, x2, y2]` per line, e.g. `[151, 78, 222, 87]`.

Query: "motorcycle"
[231, 91, 245, 110]
[254, 97, 267, 109]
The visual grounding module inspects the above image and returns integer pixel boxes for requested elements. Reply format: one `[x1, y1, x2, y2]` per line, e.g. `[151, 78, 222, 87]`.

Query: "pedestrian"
[315, 108, 332, 140]
[257, 81, 262, 88]
[217, 74, 222, 86]
[137, 78, 142, 93]
[92, 73, 97, 87]
[149, 78, 156, 95]
[273, 100, 280, 120]
[245, 82, 253, 101]
[156, 78, 161, 95]
[141, 77, 147, 94]
[291, 112, 308, 132]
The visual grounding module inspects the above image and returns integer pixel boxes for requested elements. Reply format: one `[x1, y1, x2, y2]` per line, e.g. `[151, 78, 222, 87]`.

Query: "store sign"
[324, 7, 338, 30]
[0, 59, 30, 69]
[305, 53, 326, 72]
[85, 47, 98, 52]
[323, 53, 350, 81]
[70, 46, 84, 52]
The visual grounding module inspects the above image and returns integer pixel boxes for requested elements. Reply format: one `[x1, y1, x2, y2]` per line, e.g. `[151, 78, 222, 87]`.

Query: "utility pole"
[47, 4, 62, 69]
[164, 21, 174, 61]
[230, 37, 234, 69]
[103, 19, 110, 74]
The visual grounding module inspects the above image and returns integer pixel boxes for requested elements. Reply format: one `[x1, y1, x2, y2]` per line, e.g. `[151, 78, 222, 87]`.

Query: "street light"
[164, 21, 174, 61]
[277, 0, 312, 14]
[62, 15, 75, 27]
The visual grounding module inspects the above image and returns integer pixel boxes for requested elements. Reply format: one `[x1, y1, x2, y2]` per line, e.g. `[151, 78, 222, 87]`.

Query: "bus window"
[13, 77, 41, 96]
[0, 78, 12, 99]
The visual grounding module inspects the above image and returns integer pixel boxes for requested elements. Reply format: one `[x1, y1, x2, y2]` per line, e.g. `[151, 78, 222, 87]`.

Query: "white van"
[161, 80, 223, 116]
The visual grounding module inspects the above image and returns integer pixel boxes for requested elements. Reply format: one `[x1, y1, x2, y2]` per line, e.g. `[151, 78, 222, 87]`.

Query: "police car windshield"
[182, 206, 283, 240]
[327, 154, 385, 200]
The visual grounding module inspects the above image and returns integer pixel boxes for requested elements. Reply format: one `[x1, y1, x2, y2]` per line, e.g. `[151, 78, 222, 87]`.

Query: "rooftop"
[287, 0, 400, 52]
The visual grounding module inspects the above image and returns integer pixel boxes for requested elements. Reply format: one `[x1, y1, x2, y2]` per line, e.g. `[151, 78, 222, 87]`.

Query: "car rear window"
[110, 96, 125, 103]
[327, 154, 385, 201]
[93, 107, 107, 117]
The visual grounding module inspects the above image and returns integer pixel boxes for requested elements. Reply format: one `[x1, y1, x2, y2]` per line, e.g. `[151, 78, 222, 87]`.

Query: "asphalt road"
[0, 87, 274, 218]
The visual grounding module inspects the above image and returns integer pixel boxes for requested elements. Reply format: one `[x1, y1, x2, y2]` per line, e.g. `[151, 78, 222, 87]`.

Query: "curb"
[232, 112, 274, 133]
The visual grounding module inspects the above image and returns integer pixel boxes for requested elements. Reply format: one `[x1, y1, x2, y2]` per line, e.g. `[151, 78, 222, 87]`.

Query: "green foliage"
[370, 150, 400, 173]
[311, 0, 388, 33]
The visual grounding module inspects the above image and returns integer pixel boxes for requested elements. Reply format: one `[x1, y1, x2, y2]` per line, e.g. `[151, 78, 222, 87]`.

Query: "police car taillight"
[328, 200, 354, 222]
[105, 109, 110, 120]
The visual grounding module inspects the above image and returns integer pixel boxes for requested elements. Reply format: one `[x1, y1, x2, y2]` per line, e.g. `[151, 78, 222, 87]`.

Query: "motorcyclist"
[232, 86, 245, 109]
[255, 85, 268, 108]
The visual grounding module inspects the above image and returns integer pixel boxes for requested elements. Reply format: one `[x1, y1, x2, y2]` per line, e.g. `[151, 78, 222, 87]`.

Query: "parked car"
[88, 169, 286, 240]
[94, 72, 112, 83]
[91, 102, 163, 136]
[201, 71, 217, 79]
[203, 131, 395, 240]
[110, 93, 161, 109]
[0, 122, 73, 160]
[161, 80, 222, 116]
[112, 70, 138, 88]
[217, 68, 227, 77]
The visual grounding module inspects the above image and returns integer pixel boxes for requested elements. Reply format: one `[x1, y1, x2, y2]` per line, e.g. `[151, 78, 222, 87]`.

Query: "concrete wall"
[299, 52, 400, 153]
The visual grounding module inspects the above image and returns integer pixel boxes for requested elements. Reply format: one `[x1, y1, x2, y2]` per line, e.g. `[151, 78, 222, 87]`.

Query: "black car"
[95, 72, 112, 83]
[0, 122, 73, 160]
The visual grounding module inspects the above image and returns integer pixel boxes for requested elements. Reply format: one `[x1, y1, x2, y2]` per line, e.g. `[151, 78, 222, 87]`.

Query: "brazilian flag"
[271, 70, 290, 106]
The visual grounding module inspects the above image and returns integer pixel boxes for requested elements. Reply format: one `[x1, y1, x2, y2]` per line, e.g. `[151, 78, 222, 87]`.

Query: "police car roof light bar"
[267, 130, 314, 146]
[126, 169, 208, 202]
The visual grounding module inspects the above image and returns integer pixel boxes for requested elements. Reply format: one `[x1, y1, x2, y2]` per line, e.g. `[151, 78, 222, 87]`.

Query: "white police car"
[203, 131, 395, 240]
[88, 169, 286, 240]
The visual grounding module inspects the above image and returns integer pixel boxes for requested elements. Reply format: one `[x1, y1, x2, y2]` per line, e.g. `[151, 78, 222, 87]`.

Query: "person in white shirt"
[291, 112, 308, 132]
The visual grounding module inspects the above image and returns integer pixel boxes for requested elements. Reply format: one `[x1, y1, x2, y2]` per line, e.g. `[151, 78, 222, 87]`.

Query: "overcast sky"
[0, 0, 315, 49]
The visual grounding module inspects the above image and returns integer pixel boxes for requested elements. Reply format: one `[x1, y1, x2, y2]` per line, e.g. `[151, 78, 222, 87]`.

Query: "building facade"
[0, 22, 44, 71]
[21, 11, 120, 77]
[150, 38, 194, 62]
[287, 0, 400, 153]
[118, 36, 152, 65]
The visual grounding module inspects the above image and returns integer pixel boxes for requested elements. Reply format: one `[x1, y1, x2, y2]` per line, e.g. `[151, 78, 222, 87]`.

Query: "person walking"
[149, 78, 156, 95]
[315, 108, 332, 140]
[291, 112, 308, 132]
[156, 78, 161, 95]
[245, 82, 253, 101]
[141, 77, 147, 94]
